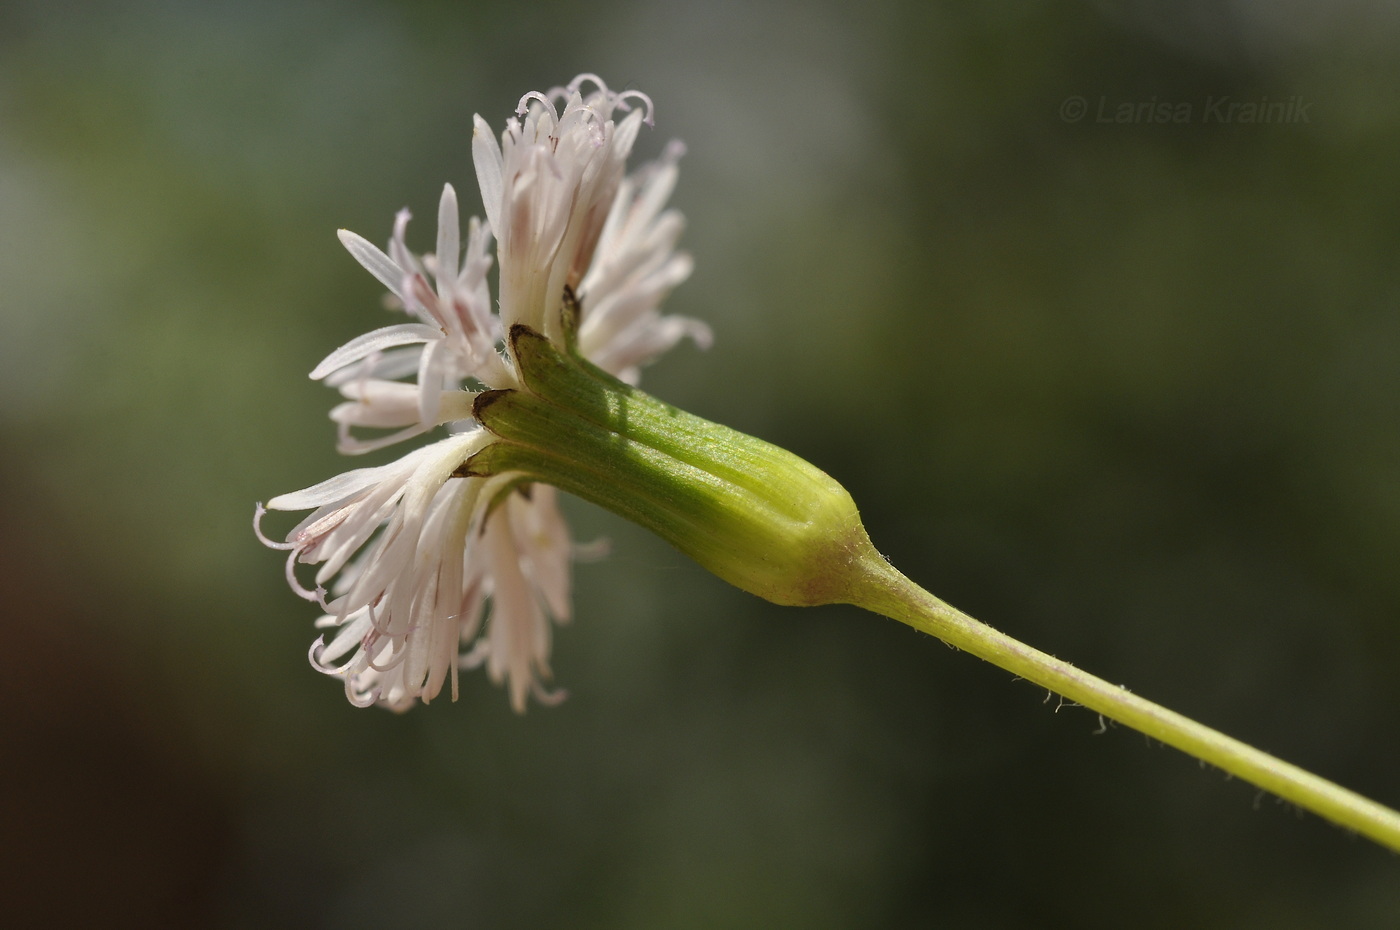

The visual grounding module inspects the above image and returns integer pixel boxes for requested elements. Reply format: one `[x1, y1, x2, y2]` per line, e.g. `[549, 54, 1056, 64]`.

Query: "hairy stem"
[847, 544, 1400, 852]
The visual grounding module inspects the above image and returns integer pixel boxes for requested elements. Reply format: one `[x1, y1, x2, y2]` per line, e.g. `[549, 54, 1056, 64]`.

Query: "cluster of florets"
[256, 75, 707, 711]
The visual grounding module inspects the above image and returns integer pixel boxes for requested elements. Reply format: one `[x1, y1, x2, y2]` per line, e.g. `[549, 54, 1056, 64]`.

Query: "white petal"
[610, 108, 645, 164]
[317, 609, 375, 666]
[472, 114, 504, 236]
[338, 229, 407, 298]
[416, 339, 450, 426]
[266, 442, 437, 511]
[334, 379, 421, 421]
[335, 423, 433, 456]
[321, 346, 424, 387]
[435, 391, 477, 423]
[511, 487, 573, 623]
[309, 324, 441, 380]
[436, 184, 460, 287]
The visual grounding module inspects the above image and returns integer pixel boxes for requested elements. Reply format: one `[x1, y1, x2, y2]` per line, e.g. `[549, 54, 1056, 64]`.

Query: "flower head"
[257, 76, 706, 711]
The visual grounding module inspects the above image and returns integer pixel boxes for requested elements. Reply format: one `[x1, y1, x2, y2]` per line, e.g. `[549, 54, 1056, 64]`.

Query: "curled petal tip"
[346, 682, 382, 708]
[308, 635, 331, 671]
[284, 551, 322, 602]
[253, 503, 296, 550]
[534, 683, 569, 707]
[618, 89, 655, 126]
[516, 90, 552, 117]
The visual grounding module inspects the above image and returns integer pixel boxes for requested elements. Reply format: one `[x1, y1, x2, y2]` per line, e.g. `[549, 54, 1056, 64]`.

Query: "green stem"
[848, 546, 1400, 852]
[482, 323, 1400, 850]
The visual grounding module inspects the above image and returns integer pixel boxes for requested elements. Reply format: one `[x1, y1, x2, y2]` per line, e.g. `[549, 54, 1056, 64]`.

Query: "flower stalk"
[467, 317, 1400, 853]
[849, 560, 1400, 853]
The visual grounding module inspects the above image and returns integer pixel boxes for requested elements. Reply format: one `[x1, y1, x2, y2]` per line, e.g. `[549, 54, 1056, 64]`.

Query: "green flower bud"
[459, 325, 878, 606]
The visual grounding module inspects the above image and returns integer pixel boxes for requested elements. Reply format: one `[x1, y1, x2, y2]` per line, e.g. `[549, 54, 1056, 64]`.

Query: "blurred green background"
[3, 0, 1399, 926]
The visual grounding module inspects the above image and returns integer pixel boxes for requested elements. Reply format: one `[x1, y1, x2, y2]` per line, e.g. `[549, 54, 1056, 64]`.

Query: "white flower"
[324, 187, 503, 454]
[577, 140, 712, 383]
[257, 75, 707, 712]
[473, 73, 650, 347]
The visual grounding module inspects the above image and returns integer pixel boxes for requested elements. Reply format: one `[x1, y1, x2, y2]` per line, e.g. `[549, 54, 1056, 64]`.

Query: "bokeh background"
[3, 1, 1399, 926]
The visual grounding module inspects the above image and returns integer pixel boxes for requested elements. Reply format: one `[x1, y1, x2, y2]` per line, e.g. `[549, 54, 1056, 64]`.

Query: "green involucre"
[461, 326, 875, 606]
